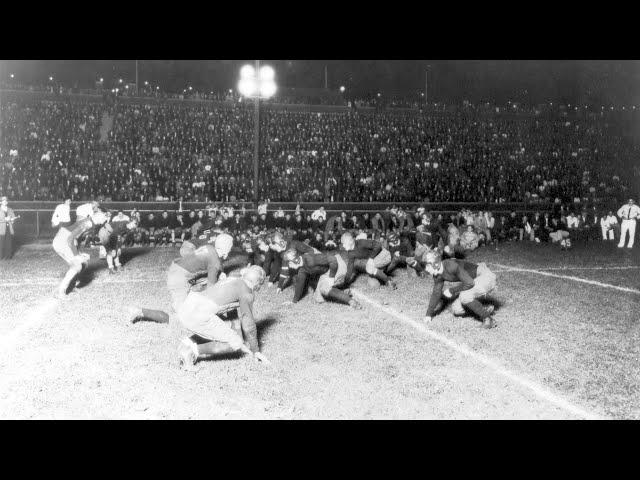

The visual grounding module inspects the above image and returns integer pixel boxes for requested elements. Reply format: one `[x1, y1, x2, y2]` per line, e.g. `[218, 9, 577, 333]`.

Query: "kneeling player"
[423, 251, 497, 329]
[177, 266, 270, 369]
[384, 232, 426, 277]
[290, 251, 361, 309]
[341, 232, 396, 289]
[52, 210, 108, 298]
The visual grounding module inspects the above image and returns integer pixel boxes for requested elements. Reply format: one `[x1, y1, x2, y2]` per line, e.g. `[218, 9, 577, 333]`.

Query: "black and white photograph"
[0, 59, 638, 420]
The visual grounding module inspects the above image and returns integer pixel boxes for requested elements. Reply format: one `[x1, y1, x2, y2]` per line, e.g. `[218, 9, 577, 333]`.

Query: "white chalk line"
[351, 289, 605, 420]
[489, 263, 640, 295]
[0, 297, 60, 350]
[0, 278, 166, 288]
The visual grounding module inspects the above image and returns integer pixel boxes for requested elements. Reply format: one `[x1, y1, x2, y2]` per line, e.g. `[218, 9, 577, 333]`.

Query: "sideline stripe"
[489, 263, 640, 294]
[351, 289, 605, 420]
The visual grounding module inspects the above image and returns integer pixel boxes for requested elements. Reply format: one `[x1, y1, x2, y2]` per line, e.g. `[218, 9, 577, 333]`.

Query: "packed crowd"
[1, 97, 638, 204]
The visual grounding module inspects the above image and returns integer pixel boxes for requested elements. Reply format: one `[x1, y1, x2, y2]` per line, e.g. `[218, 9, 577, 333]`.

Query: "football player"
[127, 233, 234, 326]
[422, 251, 497, 329]
[98, 218, 137, 274]
[274, 237, 318, 293]
[341, 232, 396, 289]
[52, 210, 108, 298]
[384, 232, 426, 277]
[289, 251, 361, 308]
[176, 266, 270, 370]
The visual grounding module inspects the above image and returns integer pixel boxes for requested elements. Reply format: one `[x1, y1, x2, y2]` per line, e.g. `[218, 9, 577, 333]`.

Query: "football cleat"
[485, 305, 495, 317]
[387, 280, 397, 290]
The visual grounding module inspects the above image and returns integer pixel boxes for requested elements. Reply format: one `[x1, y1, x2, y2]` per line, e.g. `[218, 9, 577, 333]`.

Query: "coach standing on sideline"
[0, 196, 18, 260]
[51, 198, 72, 229]
[617, 198, 640, 249]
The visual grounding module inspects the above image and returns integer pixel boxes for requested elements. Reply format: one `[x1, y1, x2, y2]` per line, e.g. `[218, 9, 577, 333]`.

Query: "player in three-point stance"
[177, 266, 270, 370]
[422, 251, 498, 329]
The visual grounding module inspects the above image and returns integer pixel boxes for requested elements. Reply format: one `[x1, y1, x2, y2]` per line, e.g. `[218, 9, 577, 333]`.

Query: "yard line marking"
[0, 297, 59, 350]
[536, 265, 640, 271]
[489, 263, 640, 294]
[351, 289, 605, 420]
[0, 278, 166, 288]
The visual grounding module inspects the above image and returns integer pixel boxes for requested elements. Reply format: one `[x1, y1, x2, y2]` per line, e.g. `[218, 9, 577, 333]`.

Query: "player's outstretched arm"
[239, 294, 260, 354]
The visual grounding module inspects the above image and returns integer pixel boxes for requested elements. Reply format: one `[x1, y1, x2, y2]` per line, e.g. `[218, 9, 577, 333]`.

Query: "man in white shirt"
[566, 212, 579, 230]
[600, 211, 618, 241]
[51, 199, 72, 229]
[311, 206, 327, 222]
[617, 199, 640, 248]
[76, 201, 99, 220]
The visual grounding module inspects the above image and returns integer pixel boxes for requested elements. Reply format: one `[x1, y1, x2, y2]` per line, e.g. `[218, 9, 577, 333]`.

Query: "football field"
[0, 240, 638, 419]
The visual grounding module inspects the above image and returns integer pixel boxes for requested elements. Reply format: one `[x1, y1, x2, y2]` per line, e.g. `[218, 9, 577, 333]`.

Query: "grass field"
[0, 239, 638, 419]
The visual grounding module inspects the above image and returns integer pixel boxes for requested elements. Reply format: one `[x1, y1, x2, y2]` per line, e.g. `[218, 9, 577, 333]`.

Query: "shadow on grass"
[120, 247, 154, 264]
[257, 316, 278, 347]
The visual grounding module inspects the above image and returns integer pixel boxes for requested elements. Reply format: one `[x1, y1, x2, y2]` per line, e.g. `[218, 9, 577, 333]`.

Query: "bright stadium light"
[238, 63, 276, 99]
[99, 77, 103, 82]
[238, 77, 258, 97]
[340, 86, 345, 93]
[49, 76, 53, 81]
[10, 74, 15, 79]
[259, 81, 277, 98]
[144, 81, 148, 86]
[240, 64, 256, 79]
[189, 86, 193, 91]
[119, 78, 123, 83]
[259, 65, 275, 81]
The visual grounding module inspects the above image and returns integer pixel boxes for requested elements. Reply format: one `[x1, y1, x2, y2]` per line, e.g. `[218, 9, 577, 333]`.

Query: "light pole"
[238, 61, 277, 207]
[425, 65, 430, 106]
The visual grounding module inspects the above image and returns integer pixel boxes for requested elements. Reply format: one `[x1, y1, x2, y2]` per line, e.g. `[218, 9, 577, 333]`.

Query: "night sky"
[1, 60, 639, 106]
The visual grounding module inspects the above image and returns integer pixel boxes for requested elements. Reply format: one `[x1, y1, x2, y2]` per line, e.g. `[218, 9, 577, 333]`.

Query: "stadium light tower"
[237, 61, 277, 207]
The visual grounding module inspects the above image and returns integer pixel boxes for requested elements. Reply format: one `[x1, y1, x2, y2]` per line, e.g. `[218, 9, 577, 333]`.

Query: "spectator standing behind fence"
[51, 198, 72, 229]
[0, 196, 18, 259]
[617, 198, 640, 248]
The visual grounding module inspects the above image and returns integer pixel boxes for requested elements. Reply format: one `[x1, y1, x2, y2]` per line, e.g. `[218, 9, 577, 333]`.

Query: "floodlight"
[240, 65, 256, 79]
[259, 81, 277, 98]
[238, 78, 257, 97]
[259, 65, 275, 81]
[340, 86, 345, 93]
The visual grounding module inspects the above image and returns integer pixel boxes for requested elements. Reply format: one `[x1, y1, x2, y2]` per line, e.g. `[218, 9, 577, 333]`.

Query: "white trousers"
[618, 220, 636, 248]
[601, 226, 615, 240]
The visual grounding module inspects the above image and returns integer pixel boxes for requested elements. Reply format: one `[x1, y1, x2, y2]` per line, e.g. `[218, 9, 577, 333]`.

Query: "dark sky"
[2, 60, 639, 106]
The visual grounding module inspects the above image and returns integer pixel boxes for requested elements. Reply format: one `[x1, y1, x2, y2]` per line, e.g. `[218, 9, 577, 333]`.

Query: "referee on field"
[617, 198, 640, 249]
